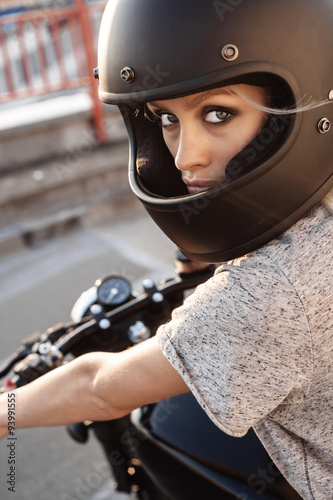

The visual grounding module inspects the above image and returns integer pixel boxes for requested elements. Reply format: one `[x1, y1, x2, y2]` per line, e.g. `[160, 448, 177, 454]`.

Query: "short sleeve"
[157, 253, 313, 437]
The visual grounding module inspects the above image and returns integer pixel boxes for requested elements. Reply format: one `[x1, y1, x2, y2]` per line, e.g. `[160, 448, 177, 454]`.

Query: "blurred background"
[0, 2, 176, 499]
[0, 0, 133, 257]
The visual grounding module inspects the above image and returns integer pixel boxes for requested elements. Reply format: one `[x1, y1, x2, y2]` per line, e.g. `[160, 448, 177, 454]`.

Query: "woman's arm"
[0, 336, 189, 437]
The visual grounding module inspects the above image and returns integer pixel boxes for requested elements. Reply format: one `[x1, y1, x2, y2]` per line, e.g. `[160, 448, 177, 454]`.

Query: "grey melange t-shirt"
[157, 204, 333, 500]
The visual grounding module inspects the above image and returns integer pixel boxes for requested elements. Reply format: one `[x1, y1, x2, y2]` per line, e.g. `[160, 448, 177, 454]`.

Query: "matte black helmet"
[97, 0, 333, 263]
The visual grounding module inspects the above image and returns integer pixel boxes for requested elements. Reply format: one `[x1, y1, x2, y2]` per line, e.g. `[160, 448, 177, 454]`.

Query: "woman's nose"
[174, 126, 211, 172]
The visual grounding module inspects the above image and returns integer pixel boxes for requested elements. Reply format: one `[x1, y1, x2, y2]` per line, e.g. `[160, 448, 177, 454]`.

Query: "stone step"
[0, 91, 126, 174]
[0, 141, 134, 257]
[0, 90, 133, 257]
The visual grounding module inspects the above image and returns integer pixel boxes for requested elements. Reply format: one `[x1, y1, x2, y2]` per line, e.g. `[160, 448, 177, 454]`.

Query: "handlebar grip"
[11, 354, 56, 388]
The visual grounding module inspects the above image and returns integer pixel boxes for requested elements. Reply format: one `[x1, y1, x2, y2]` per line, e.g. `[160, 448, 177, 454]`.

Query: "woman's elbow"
[83, 351, 132, 421]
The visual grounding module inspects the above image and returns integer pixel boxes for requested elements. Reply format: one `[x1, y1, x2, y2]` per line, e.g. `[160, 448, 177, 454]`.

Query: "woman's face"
[147, 85, 270, 194]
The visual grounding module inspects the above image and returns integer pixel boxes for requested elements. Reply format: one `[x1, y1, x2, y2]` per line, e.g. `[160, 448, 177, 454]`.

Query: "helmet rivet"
[328, 90, 333, 101]
[221, 44, 239, 62]
[317, 117, 331, 134]
[120, 66, 135, 83]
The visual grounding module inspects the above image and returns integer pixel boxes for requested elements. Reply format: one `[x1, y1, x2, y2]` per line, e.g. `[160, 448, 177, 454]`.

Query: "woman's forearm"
[0, 337, 189, 435]
[0, 353, 120, 432]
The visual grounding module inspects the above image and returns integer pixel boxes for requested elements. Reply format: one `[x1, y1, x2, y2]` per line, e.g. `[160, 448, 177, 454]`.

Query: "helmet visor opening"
[132, 75, 294, 198]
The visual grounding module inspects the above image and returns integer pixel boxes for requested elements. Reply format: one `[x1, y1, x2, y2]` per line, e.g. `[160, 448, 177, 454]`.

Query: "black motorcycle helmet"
[96, 0, 333, 263]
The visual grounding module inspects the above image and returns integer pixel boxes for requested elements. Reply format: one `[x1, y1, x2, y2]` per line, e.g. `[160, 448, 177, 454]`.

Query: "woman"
[1, 1, 332, 498]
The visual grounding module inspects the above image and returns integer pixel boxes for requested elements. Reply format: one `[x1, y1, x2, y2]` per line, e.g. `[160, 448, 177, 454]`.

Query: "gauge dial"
[95, 276, 132, 307]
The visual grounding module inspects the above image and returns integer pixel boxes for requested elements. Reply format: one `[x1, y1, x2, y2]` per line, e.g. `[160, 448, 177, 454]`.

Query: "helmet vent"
[221, 44, 239, 62]
[317, 118, 331, 134]
[120, 67, 135, 83]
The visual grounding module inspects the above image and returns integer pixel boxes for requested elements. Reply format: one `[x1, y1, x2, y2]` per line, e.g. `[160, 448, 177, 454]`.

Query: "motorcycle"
[0, 256, 302, 500]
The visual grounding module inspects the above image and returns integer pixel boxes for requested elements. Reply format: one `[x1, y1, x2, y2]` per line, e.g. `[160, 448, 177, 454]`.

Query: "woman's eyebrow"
[148, 88, 234, 112]
[187, 88, 233, 108]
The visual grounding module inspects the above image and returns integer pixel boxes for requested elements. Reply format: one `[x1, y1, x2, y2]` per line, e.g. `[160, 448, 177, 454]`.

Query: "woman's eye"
[205, 109, 232, 124]
[160, 113, 179, 127]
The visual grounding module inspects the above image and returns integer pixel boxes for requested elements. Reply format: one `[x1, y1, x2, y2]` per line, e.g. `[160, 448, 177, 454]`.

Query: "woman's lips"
[184, 180, 214, 194]
[186, 185, 210, 194]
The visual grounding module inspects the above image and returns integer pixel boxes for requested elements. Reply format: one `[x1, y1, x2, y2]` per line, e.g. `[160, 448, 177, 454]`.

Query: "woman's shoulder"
[259, 203, 332, 263]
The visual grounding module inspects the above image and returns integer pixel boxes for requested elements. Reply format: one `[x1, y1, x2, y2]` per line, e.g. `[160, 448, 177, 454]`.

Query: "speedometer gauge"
[95, 275, 132, 307]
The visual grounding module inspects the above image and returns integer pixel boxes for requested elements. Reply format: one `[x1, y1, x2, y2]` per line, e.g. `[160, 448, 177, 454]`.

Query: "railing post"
[0, 26, 16, 95]
[75, 0, 106, 143]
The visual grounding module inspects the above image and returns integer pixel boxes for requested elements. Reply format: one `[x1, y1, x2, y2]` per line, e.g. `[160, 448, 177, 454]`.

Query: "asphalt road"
[0, 204, 175, 500]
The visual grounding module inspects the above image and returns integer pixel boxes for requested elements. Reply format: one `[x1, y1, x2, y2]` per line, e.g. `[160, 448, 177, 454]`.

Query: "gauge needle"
[106, 287, 118, 302]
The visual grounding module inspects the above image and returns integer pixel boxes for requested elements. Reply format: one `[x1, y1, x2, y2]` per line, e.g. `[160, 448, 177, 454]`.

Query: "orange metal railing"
[0, 0, 107, 141]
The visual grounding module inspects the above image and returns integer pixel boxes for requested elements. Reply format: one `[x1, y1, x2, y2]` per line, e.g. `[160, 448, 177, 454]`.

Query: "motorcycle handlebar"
[0, 265, 216, 390]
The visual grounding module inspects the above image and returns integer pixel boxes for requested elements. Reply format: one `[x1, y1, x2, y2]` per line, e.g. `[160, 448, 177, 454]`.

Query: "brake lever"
[0, 331, 42, 379]
[0, 318, 91, 382]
